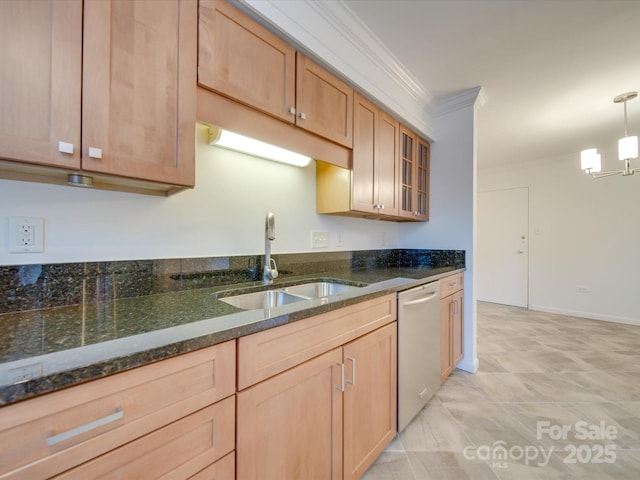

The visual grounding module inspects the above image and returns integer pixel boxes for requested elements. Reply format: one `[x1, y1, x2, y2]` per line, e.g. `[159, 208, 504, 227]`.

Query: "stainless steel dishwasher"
[397, 281, 441, 431]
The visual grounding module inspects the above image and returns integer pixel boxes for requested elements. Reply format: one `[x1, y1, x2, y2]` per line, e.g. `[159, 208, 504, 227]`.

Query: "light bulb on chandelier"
[580, 91, 639, 178]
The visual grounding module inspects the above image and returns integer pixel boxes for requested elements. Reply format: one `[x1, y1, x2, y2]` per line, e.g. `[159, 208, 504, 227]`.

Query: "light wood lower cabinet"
[237, 295, 397, 480]
[440, 273, 464, 383]
[343, 323, 397, 480]
[53, 397, 235, 480]
[0, 341, 236, 480]
[237, 348, 344, 479]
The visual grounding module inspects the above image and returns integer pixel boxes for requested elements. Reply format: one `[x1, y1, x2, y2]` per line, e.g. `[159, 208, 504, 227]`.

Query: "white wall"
[478, 153, 640, 325]
[0, 124, 400, 265]
[399, 101, 479, 374]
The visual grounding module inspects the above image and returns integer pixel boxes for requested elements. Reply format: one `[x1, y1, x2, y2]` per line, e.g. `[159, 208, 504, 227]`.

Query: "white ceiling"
[341, 0, 640, 170]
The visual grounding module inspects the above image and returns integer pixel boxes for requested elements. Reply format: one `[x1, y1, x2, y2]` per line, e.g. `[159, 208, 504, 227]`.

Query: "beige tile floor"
[362, 302, 640, 479]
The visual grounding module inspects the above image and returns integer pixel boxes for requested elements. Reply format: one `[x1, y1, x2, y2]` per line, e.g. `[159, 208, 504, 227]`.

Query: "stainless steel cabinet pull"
[289, 106, 296, 114]
[336, 362, 345, 392]
[47, 407, 123, 446]
[346, 356, 356, 386]
[299, 112, 307, 120]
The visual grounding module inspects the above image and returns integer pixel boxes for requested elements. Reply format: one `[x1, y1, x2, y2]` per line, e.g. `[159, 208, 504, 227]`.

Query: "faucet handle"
[269, 258, 279, 279]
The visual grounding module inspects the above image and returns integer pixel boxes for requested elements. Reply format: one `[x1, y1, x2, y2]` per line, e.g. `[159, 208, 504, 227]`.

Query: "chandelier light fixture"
[580, 91, 639, 178]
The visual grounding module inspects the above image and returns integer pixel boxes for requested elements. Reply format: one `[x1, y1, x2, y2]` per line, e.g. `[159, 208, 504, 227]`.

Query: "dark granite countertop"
[0, 253, 464, 406]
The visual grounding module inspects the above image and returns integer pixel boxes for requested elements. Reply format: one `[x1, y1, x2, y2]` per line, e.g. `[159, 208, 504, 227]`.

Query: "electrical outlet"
[9, 217, 44, 253]
[311, 230, 329, 248]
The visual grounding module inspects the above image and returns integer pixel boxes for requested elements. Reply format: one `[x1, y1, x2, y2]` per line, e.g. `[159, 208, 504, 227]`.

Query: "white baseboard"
[456, 356, 479, 374]
[529, 304, 640, 327]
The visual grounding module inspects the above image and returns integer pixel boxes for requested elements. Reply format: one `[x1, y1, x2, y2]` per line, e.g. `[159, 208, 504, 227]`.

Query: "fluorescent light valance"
[207, 127, 312, 167]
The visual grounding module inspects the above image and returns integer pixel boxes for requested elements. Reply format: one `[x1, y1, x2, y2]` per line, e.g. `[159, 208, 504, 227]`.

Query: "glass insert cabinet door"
[399, 126, 430, 221]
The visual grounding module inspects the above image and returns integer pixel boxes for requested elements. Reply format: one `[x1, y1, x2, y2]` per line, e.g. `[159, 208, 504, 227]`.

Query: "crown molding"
[235, 0, 436, 140]
[434, 87, 488, 117]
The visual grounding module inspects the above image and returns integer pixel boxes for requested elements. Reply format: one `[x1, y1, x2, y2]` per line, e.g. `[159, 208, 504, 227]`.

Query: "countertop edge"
[0, 268, 464, 406]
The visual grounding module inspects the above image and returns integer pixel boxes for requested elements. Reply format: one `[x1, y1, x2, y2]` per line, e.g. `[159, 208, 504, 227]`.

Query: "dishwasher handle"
[402, 290, 439, 305]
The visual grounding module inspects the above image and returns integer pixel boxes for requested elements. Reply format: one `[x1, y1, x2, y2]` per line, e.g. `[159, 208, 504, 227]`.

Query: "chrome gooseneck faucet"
[263, 212, 278, 284]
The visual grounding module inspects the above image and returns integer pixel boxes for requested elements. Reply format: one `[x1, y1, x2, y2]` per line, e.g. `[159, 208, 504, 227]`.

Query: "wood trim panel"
[237, 294, 397, 390]
[197, 87, 351, 168]
[0, 341, 235, 480]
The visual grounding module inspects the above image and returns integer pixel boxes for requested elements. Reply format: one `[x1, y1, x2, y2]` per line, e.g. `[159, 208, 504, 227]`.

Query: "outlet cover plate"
[311, 230, 329, 248]
[9, 216, 44, 253]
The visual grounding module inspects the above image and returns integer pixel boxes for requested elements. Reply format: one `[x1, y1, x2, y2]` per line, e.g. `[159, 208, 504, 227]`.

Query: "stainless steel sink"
[282, 281, 355, 298]
[219, 290, 306, 309]
[218, 280, 363, 310]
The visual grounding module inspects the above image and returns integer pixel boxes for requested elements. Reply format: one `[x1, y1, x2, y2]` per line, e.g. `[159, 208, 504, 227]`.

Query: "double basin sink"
[218, 281, 362, 310]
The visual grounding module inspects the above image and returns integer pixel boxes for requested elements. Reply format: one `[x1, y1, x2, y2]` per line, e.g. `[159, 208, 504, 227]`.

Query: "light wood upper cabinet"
[0, 0, 196, 192]
[351, 94, 398, 216]
[0, 0, 82, 169]
[198, 1, 353, 148]
[82, 0, 196, 186]
[198, 0, 296, 123]
[399, 125, 430, 221]
[317, 93, 400, 219]
[296, 53, 354, 148]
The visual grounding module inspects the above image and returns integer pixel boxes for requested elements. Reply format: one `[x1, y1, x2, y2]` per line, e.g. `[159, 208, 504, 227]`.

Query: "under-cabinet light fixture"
[208, 127, 312, 167]
[67, 173, 94, 188]
[580, 91, 639, 178]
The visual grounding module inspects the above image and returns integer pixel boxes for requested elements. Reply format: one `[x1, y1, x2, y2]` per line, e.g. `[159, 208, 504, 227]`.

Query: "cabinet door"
[82, 0, 196, 186]
[198, 0, 296, 123]
[351, 93, 378, 214]
[237, 348, 344, 479]
[398, 126, 430, 221]
[452, 289, 464, 367]
[296, 53, 353, 148]
[0, 0, 81, 169]
[440, 297, 453, 383]
[343, 323, 397, 480]
[398, 125, 416, 219]
[414, 136, 430, 221]
[377, 111, 399, 216]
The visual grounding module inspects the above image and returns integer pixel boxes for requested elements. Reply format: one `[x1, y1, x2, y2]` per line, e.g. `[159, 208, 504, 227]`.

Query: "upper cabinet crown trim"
[235, 0, 436, 142]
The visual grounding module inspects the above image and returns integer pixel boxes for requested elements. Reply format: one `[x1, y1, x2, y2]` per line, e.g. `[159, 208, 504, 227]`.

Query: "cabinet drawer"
[238, 294, 396, 389]
[440, 273, 463, 298]
[188, 452, 234, 480]
[53, 396, 235, 479]
[0, 341, 235, 479]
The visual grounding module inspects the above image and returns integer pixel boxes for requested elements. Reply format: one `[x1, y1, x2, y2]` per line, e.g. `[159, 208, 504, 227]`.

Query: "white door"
[477, 187, 529, 307]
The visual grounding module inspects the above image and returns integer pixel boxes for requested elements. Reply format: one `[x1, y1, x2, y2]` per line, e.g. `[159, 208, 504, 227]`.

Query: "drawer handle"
[47, 407, 123, 447]
[449, 281, 458, 287]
